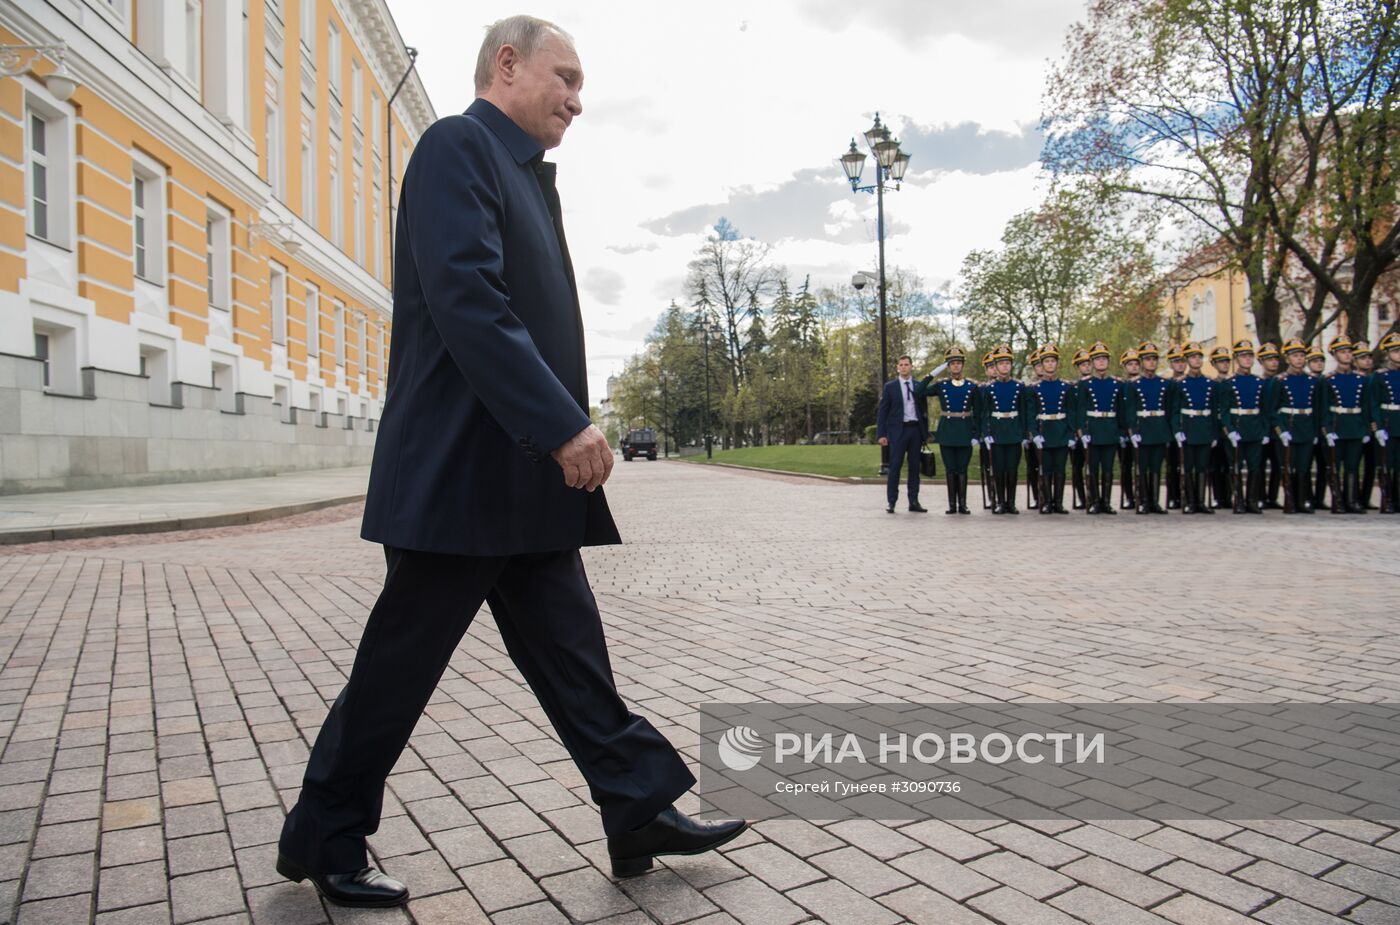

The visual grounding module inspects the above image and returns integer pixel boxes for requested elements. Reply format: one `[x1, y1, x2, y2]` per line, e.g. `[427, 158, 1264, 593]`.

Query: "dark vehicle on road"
[621, 428, 658, 461]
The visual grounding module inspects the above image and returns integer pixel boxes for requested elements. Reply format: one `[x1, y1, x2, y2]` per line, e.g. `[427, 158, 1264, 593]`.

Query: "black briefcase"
[920, 446, 938, 478]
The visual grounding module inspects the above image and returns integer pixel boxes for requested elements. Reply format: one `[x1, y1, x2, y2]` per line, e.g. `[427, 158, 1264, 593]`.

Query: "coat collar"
[466, 98, 544, 165]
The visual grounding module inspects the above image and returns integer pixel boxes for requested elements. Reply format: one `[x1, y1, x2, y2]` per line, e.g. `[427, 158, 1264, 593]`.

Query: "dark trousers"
[1183, 443, 1212, 473]
[1117, 442, 1135, 505]
[1278, 438, 1314, 506]
[939, 443, 972, 475]
[1071, 442, 1087, 507]
[1361, 437, 1379, 506]
[279, 546, 695, 872]
[1313, 443, 1330, 507]
[1210, 441, 1232, 506]
[1087, 444, 1116, 481]
[1166, 442, 1182, 506]
[886, 423, 923, 505]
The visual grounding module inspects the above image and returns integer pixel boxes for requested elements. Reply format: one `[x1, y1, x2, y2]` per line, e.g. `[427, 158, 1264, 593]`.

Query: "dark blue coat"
[876, 377, 929, 442]
[361, 99, 620, 555]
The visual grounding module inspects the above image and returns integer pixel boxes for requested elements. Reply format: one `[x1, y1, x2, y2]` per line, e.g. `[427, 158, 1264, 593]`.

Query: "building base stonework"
[0, 353, 375, 494]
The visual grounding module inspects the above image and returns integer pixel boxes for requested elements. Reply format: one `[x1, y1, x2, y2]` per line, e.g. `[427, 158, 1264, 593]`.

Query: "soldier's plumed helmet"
[1211, 346, 1232, 362]
[1072, 348, 1090, 365]
[1119, 348, 1141, 366]
[1137, 341, 1160, 358]
[1380, 331, 1400, 352]
[1258, 342, 1280, 360]
[1088, 341, 1111, 359]
[1182, 341, 1205, 358]
[943, 345, 966, 362]
[1328, 335, 1355, 354]
[1028, 348, 1041, 365]
[1166, 343, 1185, 360]
[990, 343, 1014, 361]
[1231, 338, 1256, 356]
[1039, 343, 1061, 359]
[982, 351, 995, 368]
[1307, 345, 1326, 361]
[1282, 337, 1308, 355]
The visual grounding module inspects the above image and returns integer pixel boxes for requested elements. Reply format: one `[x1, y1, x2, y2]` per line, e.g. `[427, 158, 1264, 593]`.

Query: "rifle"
[1278, 427, 1294, 514]
[1036, 441, 1047, 511]
[1175, 440, 1185, 511]
[1131, 433, 1146, 511]
[1325, 437, 1342, 510]
[1231, 437, 1245, 512]
[979, 442, 991, 509]
[1378, 432, 1391, 513]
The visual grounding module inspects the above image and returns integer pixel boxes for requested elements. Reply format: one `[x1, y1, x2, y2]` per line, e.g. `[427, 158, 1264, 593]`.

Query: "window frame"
[270, 260, 288, 346]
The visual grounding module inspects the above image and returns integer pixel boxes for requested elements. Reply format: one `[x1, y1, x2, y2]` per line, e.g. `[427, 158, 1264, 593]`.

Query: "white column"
[203, 0, 247, 130]
[136, 0, 185, 71]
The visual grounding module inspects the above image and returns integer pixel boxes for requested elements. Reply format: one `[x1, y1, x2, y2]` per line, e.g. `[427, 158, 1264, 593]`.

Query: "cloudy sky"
[388, 0, 1088, 399]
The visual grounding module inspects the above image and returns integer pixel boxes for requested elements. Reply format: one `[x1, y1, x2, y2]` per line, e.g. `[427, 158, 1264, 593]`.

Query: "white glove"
[1313, 436, 1319, 445]
[1211, 439, 1218, 448]
[1033, 435, 1045, 448]
[970, 438, 979, 448]
[983, 436, 994, 447]
[1130, 433, 1142, 447]
[1362, 435, 1371, 444]
[1326, 432, 1338, 446]
[1081, 434, 1092, 446]
[1262, 435, 1270, 445]
[1280, 431, 1292, 447]
[1175, 432, 1186, 446]
[1228, 431, 1241, 446]
[926, 361, 949, 379]
[1118, 436, 1128, 448]
[1378, 429, 1390, 447]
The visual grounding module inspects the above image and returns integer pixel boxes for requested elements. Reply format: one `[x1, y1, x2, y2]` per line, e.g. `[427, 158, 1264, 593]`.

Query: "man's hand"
[1130, 433, 1142, 447]
[1326, 432, 1338, 447]
[1081, 434, 1092, 446]
[1378, 428, 1389, 447]
[983, 436, 995, 447]
[1228, 431, 1241, 446]
[1280, 431, 1292, 447]
[1175, 432, 1186, 446]
[1032, 435, 1045, 448]
[551, 424, 614, 491]
[878, 436, 889, 446]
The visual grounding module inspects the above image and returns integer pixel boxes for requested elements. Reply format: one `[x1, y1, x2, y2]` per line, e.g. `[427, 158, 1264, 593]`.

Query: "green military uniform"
[1169, 342, 1220, 514]
[1354, 341, 1379, 508]
[1319, 335, 1372, 514]
[1309, 345, 1331, 509]
[1209, 345, 1235, 508]
[1069, 348, 1091, 509]
[1027, 344, 1076, 514]
[917, 346, 977, 514]
[1218, 338, 1269, 514]
[1075, 341, 1128, 514]
[1164, 343, 1186, 509]
[979, 343, 1030, 514]
[1125, 341, 1171, 514]
[1365, 331, 1399, 513]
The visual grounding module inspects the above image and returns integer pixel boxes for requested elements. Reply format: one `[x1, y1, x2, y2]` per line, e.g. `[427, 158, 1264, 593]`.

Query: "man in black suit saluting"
[276, 15, 745, 907]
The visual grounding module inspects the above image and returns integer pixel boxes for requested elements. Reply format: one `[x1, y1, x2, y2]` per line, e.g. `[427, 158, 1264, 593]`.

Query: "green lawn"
[678, 443, 1041, 481]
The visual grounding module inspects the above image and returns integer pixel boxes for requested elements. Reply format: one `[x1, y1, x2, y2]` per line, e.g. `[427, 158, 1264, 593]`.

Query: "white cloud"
[386, 0, 1085, 399]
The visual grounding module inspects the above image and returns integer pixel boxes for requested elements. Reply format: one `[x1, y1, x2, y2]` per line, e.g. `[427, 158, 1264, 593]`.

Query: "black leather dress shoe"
[607, 806, 747, 878]
[276, 854, 409, 908]
[908, 503, 928, 513]
[886, 504, 895, 513]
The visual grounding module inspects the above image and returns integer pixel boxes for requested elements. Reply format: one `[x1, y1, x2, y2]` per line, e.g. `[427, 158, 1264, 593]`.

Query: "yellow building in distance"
[0, 0, 434, 491]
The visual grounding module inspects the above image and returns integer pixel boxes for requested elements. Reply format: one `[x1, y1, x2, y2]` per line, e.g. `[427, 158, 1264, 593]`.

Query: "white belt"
[1036, 413, 1066, 421]
[1281, 407, 1312, 414]
[1138, 410, 1165, 417]
[991, 411, 1018, 419]
[1383, 403, 1400, 411]
[1232, 408, 1260, 415]
[1086, 410, 1115, 418]
[1331, 406, 1361, 414]
[942, 411, 972, 418]
[1182, 409, 1211, 417]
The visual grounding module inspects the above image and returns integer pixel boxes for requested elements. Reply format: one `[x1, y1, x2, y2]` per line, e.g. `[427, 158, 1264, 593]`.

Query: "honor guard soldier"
[1354, 340, 1379, 508]
[1367, 331, 1399, 513]
[1076, 341, 1127, 514]
[1307, 344, 1330, 507]
[1171, 342, 1220, 513]
[1208, 345, 1235, 507]
[1319, 335, 1371, 513]
[1117, 349, 1142, 509]
[917, 346, 977, 514]
[980, 343, 1029, 514]
[1219, 339, 1269, 513]
[1164, 343, 1187, 508]
[1029, 344, 1075, 513]
[1070, 347, 1093, 509]
[976, 351, 996, 509]
[1126, 341, 1170, 513]
[1024, 349, 1044, 511]
[1270, 338, 1320, 513]
[1257, 342, 1285, 508]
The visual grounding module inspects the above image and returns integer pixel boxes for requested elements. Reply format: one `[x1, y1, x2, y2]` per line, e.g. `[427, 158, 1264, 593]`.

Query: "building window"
[34, 332, 50, 387]
[131, 163, 166, 283]
[371, 91, 381, 159]
[353, 170, 363, 264]
[299, 0, 315, 54]
[206, 205, 231, 310]
[29, 113, 50, 241]
[301, 135, 315, 221]
[327, 21, 340, 98]
[372, 193, 382, 279]
[305, 282, 319, 356]
[265, 101, 283, 197]
[334, 300, 345, 365]
[139, 344, 172, 404]
[185, 0, 203, 91]
[329, 163, 341, 248]
[270, 261, 287, 346]
[1192, 289, 1218, 344]
[351, 58, 362, 127]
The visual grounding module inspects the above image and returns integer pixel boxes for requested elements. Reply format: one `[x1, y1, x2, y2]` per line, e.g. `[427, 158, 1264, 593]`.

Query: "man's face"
[897, 357, 913, 377]
[995, 358, 1012, 378]
[1356, 353, 1374, 371]
[1077, 361, 1091, 376]
[1092, 356, 1109, 373]
[1286, 351, 1306, 372]
[1213, 357, 1230, 374]
[948, 359, 964, 378]
[1335, 348, 1353, 367]
[1124, 360, 1140, 377]
[1187, 354, 1203, 371]
[1043, 356, 1059, 376]
[1308, 356, 1325, 373]
[1234, 352, 1254, 374]
[1142, 356, 1158, 374]
[1170, 357, 1186, 375]
[492, 35, 583, 150]
[1388, 347, 1400, 367]
[1262, 356, 1280, 374]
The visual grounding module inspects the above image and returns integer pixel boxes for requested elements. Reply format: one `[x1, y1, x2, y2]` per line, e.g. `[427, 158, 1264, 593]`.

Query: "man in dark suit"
[276, 16, 744, 907]
[876, 354, 930, 513]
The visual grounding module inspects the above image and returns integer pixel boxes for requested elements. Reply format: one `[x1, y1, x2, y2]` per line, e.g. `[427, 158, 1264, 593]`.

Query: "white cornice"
[340, 0, 436, 138]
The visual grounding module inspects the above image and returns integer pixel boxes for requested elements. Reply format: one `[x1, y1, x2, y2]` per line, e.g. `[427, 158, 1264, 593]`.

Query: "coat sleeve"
[402, 117, 591, 458]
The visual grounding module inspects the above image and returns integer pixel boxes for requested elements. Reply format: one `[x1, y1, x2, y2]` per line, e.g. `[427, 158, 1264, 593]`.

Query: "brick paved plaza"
[2, 461, 1399, 924]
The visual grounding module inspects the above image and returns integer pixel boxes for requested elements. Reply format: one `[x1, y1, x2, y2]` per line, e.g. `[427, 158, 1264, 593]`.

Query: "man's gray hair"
[474, 15, 573, 94]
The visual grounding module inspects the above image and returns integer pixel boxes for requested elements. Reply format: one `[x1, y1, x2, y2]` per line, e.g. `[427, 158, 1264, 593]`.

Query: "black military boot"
[1246, 468, 1263, 514]
[1004, 473, 1020, 514]
[1298, 471, 1315, 513]
[958, 474, 971, 514]
[991, 470, 1004, 514]
[1182, 473, 1197, 514]
[1384, 472, 1399, 514]
[1100, 472, 1117, 514]
[1151, 472, 1167, 513]
[945, 476, 959, 514]
[1199, 474, 1216, 514]
[1361, 454, 1377, 509]
[1347, 472, 1367, 514]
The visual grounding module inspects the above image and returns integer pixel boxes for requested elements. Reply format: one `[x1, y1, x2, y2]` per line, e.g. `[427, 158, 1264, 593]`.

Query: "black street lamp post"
[838, 114, 910, 475]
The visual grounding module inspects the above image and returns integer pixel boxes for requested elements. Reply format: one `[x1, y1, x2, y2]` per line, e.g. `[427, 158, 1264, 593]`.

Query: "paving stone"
[244, 882, 328, 925]
[167, 832, 236, 876]
[97, 859, 168, 911]
[616, 868, 717, 924]
[16, 894, 94, 925]
[789, 878, 902, 925]
[404, 889, 492, 924]
[95, 902, 173, 925]
[538, 867, 637, 922]
[725, 842, 823, 890]
[21, 852, 94, 901]
[967, 886, 1086, 924]
[878, 884, 998, 925]
[1154, 893, 1259, 925]
[31, 820, 99, 859]
[169, 868, 245, 924]
[1048, 885, 1174, 924]
[457, 859, 546, 913]
[808, 845, 913, 896]
[891, 848, 999, 901]
[968, 850, 1076, 899]
[502, 829, 587, 879]
[1253, 898, 1356, 924]
[704, 875, 807, 925]
[379, 850, 462, 898]
[1059, 856, 1180, 907]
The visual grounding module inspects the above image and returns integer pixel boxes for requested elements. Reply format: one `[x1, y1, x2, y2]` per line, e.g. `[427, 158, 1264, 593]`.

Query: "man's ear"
[494, 44, 518, 85]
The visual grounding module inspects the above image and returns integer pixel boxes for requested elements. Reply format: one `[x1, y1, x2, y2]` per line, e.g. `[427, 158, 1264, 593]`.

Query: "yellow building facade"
[0, 0, 434, 490]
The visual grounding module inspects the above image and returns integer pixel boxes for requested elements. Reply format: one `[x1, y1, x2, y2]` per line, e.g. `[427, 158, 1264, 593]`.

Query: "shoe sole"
[610, 820, 750, 878]
[276, 855, 410, 908]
